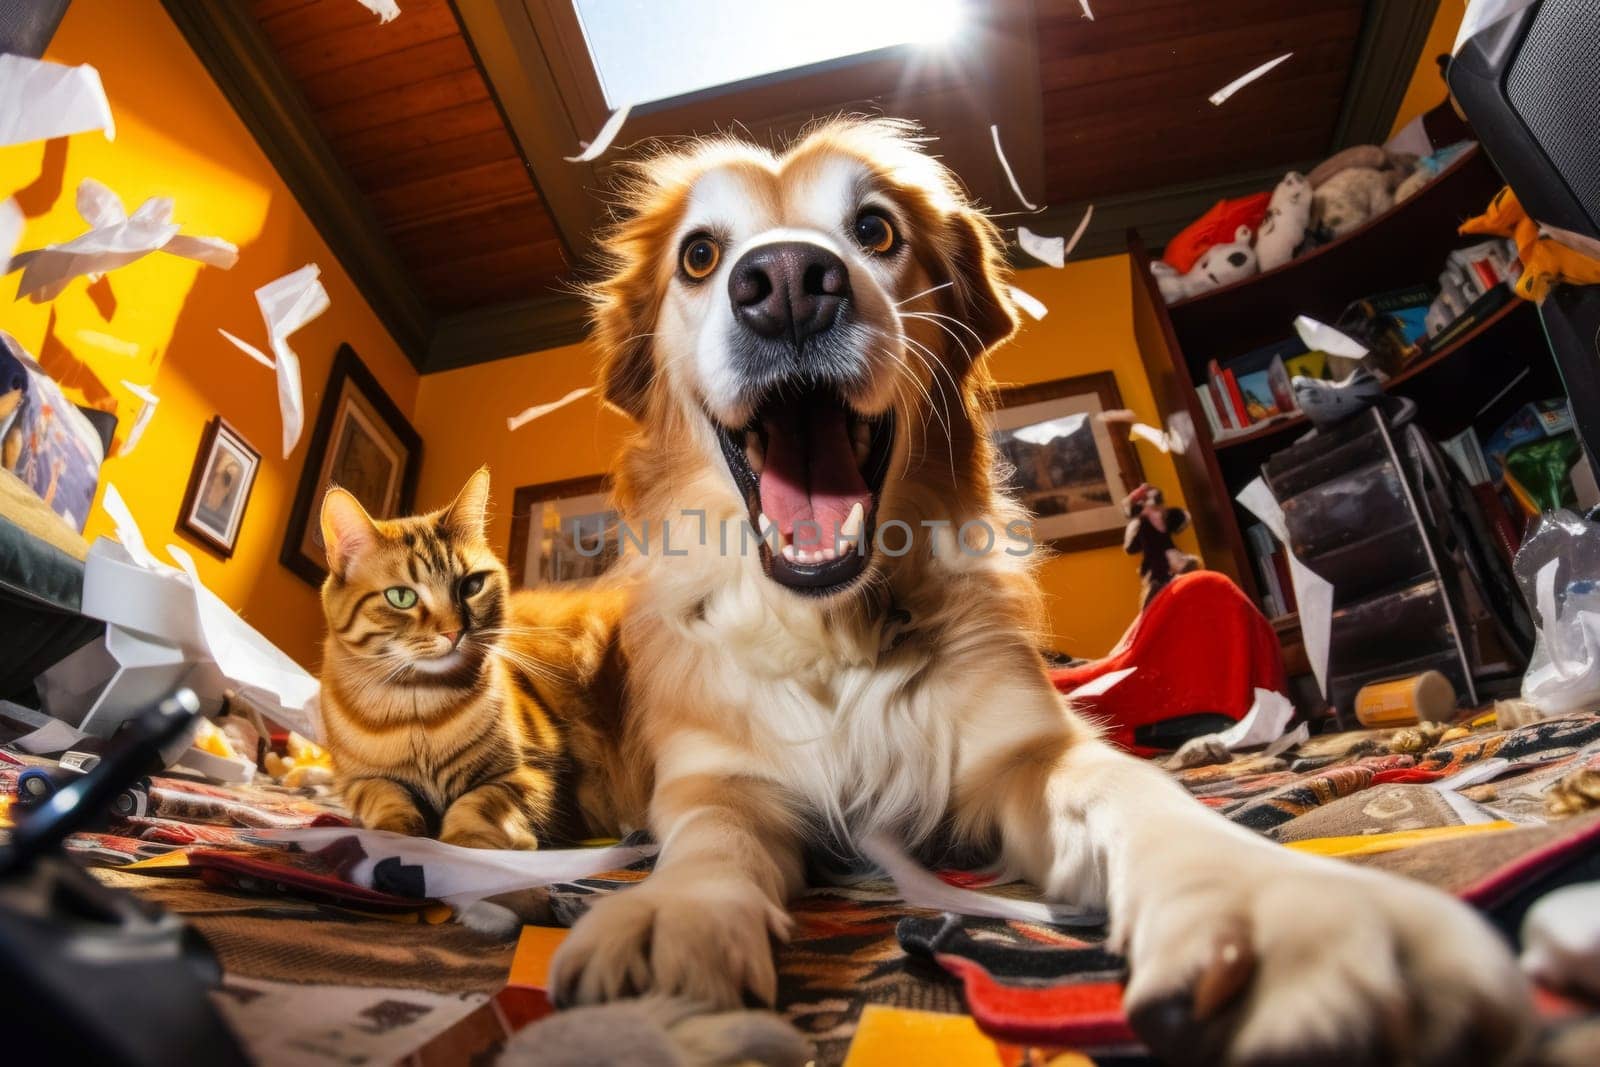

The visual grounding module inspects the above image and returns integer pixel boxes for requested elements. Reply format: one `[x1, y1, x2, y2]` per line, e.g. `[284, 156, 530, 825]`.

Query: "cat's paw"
[550, 872, 789, 1010]
[344, 778, 426, 836]
[438, 817, 537, 851]
[1123, 850, 1533, 1066]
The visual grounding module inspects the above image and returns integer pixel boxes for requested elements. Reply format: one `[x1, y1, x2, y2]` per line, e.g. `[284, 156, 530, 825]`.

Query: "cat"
[316, 466, 645, 850]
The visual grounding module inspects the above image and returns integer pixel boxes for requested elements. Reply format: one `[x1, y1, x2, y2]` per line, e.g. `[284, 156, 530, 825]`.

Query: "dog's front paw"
[549, 874, 790, 1010]
[1124, 851, 1533, 1066]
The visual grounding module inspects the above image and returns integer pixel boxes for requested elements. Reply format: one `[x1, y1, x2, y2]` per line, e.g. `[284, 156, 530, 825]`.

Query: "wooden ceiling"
[249, 0, 565, 313]
[161, 0, 1443, 372]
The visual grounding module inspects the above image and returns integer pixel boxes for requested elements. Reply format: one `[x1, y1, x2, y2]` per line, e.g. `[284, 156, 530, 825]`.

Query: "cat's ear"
[321, 487, 378, 579]
[442, 466, 491, 538]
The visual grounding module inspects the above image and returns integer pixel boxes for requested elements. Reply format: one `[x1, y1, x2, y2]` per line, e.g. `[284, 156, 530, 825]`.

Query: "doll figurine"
[1123, 483, 1200, 607]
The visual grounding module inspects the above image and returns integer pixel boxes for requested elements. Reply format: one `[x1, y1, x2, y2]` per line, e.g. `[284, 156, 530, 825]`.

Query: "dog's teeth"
[852, 421, 871, 464]
[840, 501, 865, 541]
[745, 431, 765, 474]
[782, 543, 797, 562]
[818, 547, 836, 561]
[759, 512, 774, 538]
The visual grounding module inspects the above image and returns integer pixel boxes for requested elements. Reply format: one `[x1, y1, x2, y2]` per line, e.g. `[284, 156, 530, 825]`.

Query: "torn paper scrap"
[1264, 721, 1310, 758]
[1009, 285, 1048, 321]
[0, 55, 115, 148]
[0, 197, 19, 275]
[1064, 666, 1136, 701]
[989, 124, 1039, 211]
[861, 833, 1104, 927]
[1017, 226, 1064, 268]
[508, 386, 593, 431]
[250, 827, 657, 909]
[118, 380, 159, 456]
[565, 103, 632, 163]
[100, 482, 163, 570]
[220, 265, 330, 458]
[1079, 0, 1095, 19]
[1293, 314, 1368, 359]
[1214, 688, 1296, 750]
[9, 177, 238, 302]
[1237, 476, 1334, 694]
[77, 330, 140, 358]
[1209, 53, 1293, 106]
[1128, 422, 1173, 454]
[1455, 0, 1538, 54]
[355, 0, 401, 22]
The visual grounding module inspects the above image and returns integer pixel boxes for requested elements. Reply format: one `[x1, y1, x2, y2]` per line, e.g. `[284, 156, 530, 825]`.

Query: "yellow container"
[1354, 670, 1458, 728]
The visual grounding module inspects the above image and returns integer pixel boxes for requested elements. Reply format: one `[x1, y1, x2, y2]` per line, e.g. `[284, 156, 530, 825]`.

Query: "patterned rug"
[7, 710, 1600, 1064]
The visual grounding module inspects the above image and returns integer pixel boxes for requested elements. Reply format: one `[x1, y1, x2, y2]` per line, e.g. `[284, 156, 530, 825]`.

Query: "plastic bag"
[1515, 510, 1600, 715]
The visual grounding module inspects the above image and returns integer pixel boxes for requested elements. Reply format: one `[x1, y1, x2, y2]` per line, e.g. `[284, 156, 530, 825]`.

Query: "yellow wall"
[1, 0, 420, 670]
[414, 258, 1195, 659]
[1390, 0, 1468, 138]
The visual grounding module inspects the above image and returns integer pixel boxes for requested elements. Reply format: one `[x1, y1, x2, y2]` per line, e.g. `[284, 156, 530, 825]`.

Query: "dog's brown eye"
[681, 236, 721, 280]
[854, 212, 895, 254]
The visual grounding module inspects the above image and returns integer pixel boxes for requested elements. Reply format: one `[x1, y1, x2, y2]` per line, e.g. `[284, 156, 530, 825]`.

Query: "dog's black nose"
[729, 242, 850, 347]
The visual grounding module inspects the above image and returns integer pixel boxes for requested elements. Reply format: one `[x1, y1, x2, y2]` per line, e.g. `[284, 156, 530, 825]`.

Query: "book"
[1221, 369, 1250, 427]
[1194, 385, 1222, 437]
[1235, 368, 1280, 422]
[1205, 360, 1237, 430]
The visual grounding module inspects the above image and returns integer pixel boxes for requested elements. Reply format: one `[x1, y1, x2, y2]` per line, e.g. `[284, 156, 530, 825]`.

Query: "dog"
[548, 118, 1532, 1064]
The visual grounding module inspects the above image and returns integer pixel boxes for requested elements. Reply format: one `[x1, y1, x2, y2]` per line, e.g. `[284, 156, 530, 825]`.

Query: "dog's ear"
[593, 306, 654, 420]
[940, 206, 1019, 359]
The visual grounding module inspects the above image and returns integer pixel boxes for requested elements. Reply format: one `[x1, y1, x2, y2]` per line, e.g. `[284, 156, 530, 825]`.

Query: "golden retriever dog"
[549, 118, 1531, 1064]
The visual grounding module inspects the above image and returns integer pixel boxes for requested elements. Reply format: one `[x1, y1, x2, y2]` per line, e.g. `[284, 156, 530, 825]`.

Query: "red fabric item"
[936, 955, 1136, 1050]
[1162, 192, 1273, 274]
[1050, 571, 1288, 755]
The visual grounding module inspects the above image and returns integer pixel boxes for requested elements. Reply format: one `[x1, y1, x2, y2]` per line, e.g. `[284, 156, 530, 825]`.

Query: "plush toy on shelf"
[1256, 171, 1311, 272]
[1123, 483, 1200, 607]
[1150, 224, 1258, 303]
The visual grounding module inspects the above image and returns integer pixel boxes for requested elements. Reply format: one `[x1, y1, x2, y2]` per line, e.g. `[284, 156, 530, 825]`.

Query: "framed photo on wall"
[989, 372, 1145, 553]
[281, 344, 422, 586]
[507, 474, 619, 588]
[178, 417, 260, 559]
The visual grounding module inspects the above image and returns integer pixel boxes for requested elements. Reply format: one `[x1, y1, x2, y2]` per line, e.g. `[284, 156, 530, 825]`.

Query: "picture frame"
[507, 474, 619, 588]
[280, 344, 422, 586]
[988, 371, 1145, 553]
[177, 416, 261, 559]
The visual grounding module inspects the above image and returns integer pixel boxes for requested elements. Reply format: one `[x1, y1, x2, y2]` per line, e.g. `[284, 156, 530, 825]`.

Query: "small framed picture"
[178, 417, 261, 559]
[280, 344, 422, 586]
[988, 371, 1145, 553]
[507, 474, 619, 587]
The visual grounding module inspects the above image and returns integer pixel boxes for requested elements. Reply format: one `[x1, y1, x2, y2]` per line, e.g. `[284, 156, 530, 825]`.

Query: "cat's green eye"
[384, 586, 418, 609]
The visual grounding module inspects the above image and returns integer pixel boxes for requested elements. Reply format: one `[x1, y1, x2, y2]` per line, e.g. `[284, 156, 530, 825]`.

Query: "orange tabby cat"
[317, 467, 645, 849]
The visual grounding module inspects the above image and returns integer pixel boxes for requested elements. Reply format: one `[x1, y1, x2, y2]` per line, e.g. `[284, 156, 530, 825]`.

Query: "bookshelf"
[1129, 141, 1560, 622]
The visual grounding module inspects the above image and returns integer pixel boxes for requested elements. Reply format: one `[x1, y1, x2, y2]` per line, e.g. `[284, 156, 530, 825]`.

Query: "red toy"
[1050, 571, 1288, 755]
[1161, 192, 1272, 274]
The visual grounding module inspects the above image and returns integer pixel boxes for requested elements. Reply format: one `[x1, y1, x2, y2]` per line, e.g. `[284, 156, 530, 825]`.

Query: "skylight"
[571, 0, 964, 109]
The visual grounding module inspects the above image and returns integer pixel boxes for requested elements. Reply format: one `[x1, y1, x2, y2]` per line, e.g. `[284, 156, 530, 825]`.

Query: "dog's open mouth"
[716, 386, 894, 594]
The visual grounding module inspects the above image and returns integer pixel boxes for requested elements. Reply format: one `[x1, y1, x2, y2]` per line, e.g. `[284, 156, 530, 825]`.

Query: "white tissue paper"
[35, 484, 322, 744]
[860, 833, 1105, 927]
[0, 55, 114, 148]
[1293, 314, 1368, 359]
[1209, 53, 1293, 107]
[219, 265, 330, 458]
[250, 827, 657, 909]
[507, 386, 593, 432]
[565, 103, 632, 163]
[1237, 476, 1335, 696]
[989, 124, 1039, 212]
[1521, 559, 1600, 716]
[8, 178, 238, 302]
[117, 379, 159, 456]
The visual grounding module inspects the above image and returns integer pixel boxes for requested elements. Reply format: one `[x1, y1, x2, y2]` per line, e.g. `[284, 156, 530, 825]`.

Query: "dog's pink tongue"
[759, 403, 868, 547]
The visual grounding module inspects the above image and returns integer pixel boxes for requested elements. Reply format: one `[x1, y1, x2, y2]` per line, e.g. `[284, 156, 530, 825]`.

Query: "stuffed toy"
[1306, 144, 1417, 242]
[1122, 483, 1199, 607]
[1460, 186, 1600, 302]
[1160, 191, 1271, 274]
[1150, 224, 1257, 303]
[1394, 140, 1475, 202]
[1256, 171, 1310, 271]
